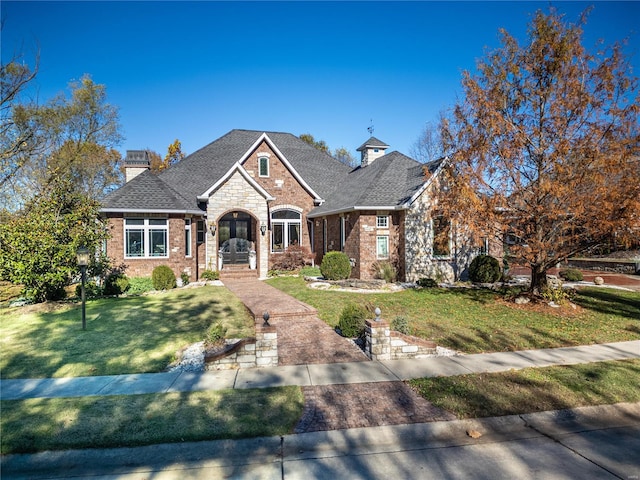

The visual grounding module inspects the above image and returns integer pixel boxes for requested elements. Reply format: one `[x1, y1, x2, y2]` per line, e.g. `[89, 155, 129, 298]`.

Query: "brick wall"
[104, 213, 202, 280]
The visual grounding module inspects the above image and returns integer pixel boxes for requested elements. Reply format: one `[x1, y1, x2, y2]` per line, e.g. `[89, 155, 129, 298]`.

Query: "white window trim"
[124, 218, 169, 259]
[376, 235, 389, 259]
[377, 215, 389, 229]
[258, 156, 269, 177]
[270, 209, 302, 253]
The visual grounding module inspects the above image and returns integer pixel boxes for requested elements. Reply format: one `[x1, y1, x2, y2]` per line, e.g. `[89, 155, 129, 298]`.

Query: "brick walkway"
[224, 278, 453, 432]
[294, 382, 456, 433]
[223, 278, 368, 365]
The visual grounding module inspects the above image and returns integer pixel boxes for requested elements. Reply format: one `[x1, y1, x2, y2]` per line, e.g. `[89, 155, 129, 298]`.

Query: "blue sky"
[3, 1, 639, 160]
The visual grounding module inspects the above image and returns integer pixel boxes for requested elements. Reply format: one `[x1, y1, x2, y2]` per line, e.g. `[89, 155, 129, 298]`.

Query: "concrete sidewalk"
[2, 340, 638, 400]
[2, 402, 639, 479]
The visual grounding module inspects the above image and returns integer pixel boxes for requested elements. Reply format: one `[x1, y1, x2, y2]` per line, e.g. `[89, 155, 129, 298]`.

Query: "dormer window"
[259, 156, 269, 177]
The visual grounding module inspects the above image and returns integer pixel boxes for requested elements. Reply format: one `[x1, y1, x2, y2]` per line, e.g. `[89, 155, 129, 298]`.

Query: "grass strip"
[410, 359, 640, 418]
[0, 386, 304, 455]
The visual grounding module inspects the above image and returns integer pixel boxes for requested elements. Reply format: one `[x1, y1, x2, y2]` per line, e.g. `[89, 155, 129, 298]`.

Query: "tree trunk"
[530, 264, 548, 295]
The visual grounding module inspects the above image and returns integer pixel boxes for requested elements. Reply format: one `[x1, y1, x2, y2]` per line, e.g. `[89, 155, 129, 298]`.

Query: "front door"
[219, 212, 252, 265]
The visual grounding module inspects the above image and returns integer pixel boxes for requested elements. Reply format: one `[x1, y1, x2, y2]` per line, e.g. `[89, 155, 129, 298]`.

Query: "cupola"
[356, 136, 389, 167]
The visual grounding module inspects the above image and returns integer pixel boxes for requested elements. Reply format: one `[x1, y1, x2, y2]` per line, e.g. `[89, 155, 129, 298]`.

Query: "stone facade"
[205, 322, 278, 370]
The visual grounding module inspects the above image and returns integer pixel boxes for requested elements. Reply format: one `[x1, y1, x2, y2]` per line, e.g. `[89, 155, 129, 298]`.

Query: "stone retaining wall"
[205, 322, 278, 370]
[565, 258, 639, 274]
[365, 319, 436, 361]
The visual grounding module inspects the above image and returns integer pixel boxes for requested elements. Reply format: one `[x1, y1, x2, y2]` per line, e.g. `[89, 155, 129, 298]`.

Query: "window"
[185, 219, 192, 257]
[259, 156, 269, 177]
[339, 217, 345, 251]
[196, 220, 205, 244]
[432, 215, 451, 257]
[377, 215, 388, 229]
[271, 209, 301, 252]
[125, 218, 168, 258]
[376, 235, 389, 259]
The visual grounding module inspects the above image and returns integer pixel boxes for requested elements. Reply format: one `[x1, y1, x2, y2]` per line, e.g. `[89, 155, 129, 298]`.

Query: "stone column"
[255, 322, 278, 367]
[365, 319, 391, 361]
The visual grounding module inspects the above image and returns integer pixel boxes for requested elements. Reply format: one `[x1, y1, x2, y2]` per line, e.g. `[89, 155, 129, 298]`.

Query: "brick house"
[101, 129, 487, 282]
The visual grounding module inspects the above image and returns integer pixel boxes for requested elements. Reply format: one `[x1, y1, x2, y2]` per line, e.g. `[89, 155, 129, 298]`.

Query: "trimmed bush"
[391, 316, 410, 335]
[152, 265, 176, 290]
[337, 304, 368, 338]
[320, 251, 351, 280]
[468, 255, 501, 283]
[417, 277, 438, 288]
[559, 268, 583, 282]
[103, 273, 129, 296]
[200, 269, 220, 281]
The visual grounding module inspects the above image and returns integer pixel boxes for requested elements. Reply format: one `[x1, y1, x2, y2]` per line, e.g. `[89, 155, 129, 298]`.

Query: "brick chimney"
[357, 137, 389, 167]
[124, 150, 151, 182]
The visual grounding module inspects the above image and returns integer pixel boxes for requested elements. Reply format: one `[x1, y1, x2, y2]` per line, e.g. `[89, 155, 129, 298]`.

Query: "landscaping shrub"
[391, 316, 411, 335]
[103, 273, 129, 296]
[337, 304, 368, 338]
[180, 272, 190, 286]
[320, 251, 351, 280]
[152, 265, 176, 290]
[468, 255, 501, 283]
[75, 281, 102, 299]
[204, 321, 227, 346]
[559, 268, 583, 282]
[272, 244, 315, 271]
[127, 277, 154, 294]
[417, 277, 438, 288]
[200, 269, 220, 281]
[372, 260, 397, 283]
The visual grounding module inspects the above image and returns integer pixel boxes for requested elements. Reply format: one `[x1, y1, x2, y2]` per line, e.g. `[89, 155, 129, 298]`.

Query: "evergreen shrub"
[337, 304, 369, 338]
[152, 265, 176, 290]
[320, 251, 351, 280]
[559, 268, 583, 282]
[468, 255, 501, 283]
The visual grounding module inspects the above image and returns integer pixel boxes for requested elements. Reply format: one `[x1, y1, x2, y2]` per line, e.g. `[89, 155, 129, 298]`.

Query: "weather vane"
[367, 119, 374, 136]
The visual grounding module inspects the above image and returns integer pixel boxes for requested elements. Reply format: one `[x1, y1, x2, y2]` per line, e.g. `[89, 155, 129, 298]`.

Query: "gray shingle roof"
[356, 136, 389, 151]
[102, 129, 441, 215]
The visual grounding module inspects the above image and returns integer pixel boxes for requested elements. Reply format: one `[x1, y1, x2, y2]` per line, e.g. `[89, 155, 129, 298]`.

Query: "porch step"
[219, 267, 258, 280]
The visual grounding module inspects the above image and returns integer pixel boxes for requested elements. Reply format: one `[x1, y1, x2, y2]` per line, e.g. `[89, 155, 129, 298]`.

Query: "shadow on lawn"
[1, 289, 232, 379]
[573, 288, 640, 319]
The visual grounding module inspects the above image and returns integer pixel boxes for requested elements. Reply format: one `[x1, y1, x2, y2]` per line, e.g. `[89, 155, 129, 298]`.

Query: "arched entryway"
[218, 211, 256, 265]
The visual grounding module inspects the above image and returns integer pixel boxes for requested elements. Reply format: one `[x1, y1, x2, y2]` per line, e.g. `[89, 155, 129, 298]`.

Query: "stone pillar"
[365, 319, 391, 361]
[255, 323, 278, 367]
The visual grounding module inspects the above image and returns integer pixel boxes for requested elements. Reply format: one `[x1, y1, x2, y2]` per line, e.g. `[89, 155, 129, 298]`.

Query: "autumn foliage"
[440, 8, 639, 293]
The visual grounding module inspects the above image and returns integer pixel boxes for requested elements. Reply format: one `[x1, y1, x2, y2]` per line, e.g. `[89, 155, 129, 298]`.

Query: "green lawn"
[410, 359, 640, 419]
[0, 286, 254, 379]
[0, 386, 304, 454]
[267, 277, 640, 353]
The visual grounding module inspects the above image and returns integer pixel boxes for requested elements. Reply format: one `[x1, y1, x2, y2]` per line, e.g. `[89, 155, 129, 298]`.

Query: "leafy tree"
[440, 8, 640, 294]
[0, 177, 109, 302]
[149, 139, 185, 173]
[300, 133, 357, 167]
[147, 149, 164, 173]
[333, 146, 357, 168]
[299, 133, 329, 153]
[1, 75, 123, 208]
[1, 52, 39, 189]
